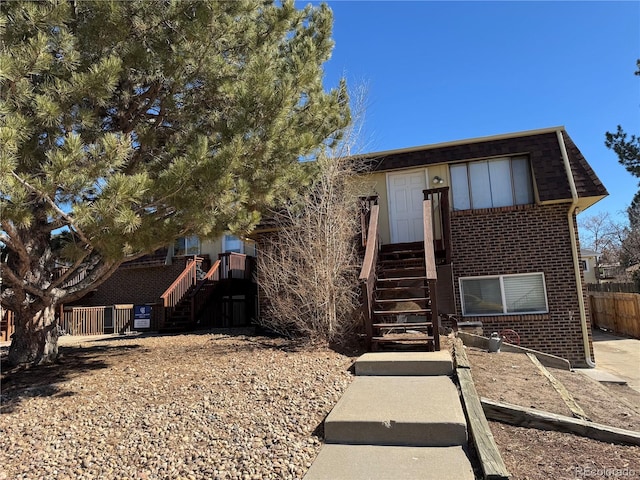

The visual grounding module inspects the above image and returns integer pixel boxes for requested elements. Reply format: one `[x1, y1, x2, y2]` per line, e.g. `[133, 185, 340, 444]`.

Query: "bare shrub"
[257, 153, 364, 344]
[256, 90, 370, 345]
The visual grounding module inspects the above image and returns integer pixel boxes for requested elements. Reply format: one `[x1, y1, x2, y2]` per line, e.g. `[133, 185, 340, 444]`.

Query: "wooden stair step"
[376, 285, 429, 291]
[374, 297, 429, 304]
[380, 266, 425, 273]
[377, 276, 429, 282]
[373, 322, 433, 328]
[379, 258, 424, 264]
[373, 308, 431, 315]
[381, 242, 423, 251]
[372, 335, 434, 343]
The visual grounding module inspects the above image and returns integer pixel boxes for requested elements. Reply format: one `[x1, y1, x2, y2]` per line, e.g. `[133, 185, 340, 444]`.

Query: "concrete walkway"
[585, 329, 640, 393]
[303, 351, 475, 480]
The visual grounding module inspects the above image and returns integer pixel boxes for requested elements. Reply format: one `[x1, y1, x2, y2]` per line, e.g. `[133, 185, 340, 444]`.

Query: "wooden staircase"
[159, 253, 256, 333]
[359, 195, 441, 352]
[371, 242, 439, 351]
[160, 279, 217, 332]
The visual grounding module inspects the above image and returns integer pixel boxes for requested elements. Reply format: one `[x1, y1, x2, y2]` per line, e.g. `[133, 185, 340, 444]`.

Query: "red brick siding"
[72, 258, 189, 307]
[450, 203, 594, 367]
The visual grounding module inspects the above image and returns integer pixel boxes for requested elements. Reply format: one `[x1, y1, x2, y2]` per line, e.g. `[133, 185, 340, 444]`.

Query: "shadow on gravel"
[0, 343, 141, 414]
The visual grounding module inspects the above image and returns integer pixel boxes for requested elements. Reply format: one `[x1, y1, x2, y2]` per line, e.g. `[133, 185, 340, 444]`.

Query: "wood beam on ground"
[481, 398, 640, 447]
[526, 352, 589, 421]
[453, 338, 510, 480]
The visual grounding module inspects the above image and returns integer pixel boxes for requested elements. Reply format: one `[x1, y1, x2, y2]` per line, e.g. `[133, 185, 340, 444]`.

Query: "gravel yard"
[0, 331, 358, 480]
[2, 331, 640, 480]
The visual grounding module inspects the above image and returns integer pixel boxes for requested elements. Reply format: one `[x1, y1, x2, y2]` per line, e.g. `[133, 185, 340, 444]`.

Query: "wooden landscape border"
[453, 338, 510, 480]
[481, 398, 640, 446]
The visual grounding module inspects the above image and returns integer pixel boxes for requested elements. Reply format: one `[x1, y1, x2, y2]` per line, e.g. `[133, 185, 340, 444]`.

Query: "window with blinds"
[450, 156, 534, 210]
[460, 273, 548, 315]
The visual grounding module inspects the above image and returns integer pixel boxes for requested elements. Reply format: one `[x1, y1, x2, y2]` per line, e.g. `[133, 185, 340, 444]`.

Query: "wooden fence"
[588, 292, 640, 339]
[1, 309, 15, 342]
[61, 304, 162, 336]
[587, 283, 637, 293]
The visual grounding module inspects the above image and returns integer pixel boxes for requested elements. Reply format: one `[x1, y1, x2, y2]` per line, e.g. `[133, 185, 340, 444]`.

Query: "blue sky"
[309, 1, 640, 224]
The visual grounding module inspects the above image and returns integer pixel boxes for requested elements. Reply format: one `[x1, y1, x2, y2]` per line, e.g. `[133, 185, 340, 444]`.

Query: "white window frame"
[459, 272, 549, 316]
[580, 259, 589, 272]
[450, 156, 533, 211]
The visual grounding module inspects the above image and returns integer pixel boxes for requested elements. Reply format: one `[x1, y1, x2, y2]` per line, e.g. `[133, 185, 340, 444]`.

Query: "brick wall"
[72, 257, 189, 307]
[450, 203, 594, 367]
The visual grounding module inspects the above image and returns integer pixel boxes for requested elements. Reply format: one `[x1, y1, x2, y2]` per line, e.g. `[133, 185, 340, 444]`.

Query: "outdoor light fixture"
[432, 176, 444, 185]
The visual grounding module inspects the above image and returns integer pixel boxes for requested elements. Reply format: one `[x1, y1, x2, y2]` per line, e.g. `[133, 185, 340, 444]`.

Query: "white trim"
[459, 272, 549, 316]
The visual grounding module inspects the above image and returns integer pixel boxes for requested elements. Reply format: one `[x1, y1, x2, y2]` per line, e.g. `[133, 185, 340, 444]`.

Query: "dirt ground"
[458, 340, 640, 480]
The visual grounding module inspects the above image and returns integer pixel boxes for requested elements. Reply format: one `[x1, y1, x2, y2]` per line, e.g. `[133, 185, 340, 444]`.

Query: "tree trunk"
[7, 305, 59, 366]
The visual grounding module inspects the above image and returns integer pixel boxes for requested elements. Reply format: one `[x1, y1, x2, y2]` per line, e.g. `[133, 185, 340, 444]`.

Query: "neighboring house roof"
[626, 263, 640, 273]
[357, 126, 607, 208]
[580, 249, 598, 258]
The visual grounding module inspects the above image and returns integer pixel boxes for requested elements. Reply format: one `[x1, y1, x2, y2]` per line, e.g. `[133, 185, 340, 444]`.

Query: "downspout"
[557, 130, 596, 367]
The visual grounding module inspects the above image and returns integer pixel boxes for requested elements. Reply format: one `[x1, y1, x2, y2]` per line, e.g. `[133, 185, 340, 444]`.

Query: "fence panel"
[587, 283, 637, 293]
[1, 310, 15, 342]
[589, 292, 640, 339]
[62, 307, 106, 336]
[114, 305, 134, 334]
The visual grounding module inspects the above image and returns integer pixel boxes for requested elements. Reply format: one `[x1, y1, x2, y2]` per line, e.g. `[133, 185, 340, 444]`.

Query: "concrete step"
[324, 376, 467, 447]
[355, 351, 453, 376]
[303, 444, 475, 480]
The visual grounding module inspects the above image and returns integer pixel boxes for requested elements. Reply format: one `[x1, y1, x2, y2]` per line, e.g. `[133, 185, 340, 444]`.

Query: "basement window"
[450, 156, 534, 210]
[459, 273, 548, 316]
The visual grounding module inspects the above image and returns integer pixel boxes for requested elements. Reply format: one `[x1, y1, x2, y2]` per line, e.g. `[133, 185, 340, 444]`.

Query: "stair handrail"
[358, 203, 380, 350]
[359, 195, 379, 248]
[188, 260, 222, 323]
[160, 256, 199, 308]
[423, 198, 440, 350]
[424, 187, 452, 264]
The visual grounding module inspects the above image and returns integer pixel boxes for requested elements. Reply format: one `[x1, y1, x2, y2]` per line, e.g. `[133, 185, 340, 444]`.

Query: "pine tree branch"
[1, 263, 47, 299]
[11, 172, 93, 247]
[0, 221, 32, 271]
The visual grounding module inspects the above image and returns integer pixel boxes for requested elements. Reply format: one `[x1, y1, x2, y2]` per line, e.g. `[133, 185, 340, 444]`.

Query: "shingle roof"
[359, 127, 608, 202]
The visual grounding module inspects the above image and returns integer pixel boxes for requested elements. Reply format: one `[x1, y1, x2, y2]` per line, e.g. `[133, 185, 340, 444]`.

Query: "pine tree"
[605, 60, 640, 269]
[0, 0, 350, 365]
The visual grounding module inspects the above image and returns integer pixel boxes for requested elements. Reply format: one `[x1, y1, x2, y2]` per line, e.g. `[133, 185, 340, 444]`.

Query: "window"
[460, 273, 548, 316]
[174, 235, 200, 256]
[450, 156, 533, 210]
[579, 260, 589, 272]
[223, 234, 243, 253]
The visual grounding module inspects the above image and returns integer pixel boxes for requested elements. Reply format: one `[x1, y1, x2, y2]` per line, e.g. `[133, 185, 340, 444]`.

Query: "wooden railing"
[358, 203, 380, 350]
[424, 187, 451, 264]
[218, 252, 253, 280]
[359, 195, 379, 248]
[423, 198, 440, 351]
[61, 306, 105, 336]
[53, 265, 89, 288]
[160, 256, 200, 308]
[189, 260, 221, 323]
[1, 309, 15, 342]
[59, 305, 153, 336]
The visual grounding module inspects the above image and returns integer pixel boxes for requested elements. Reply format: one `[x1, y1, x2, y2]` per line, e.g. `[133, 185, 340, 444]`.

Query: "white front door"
[388, 170, 427, 243]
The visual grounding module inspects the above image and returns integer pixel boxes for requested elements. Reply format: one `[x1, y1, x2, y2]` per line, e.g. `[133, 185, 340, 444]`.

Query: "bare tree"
[256, 88, 370, 345]
[578, 212, 620, 264]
